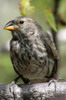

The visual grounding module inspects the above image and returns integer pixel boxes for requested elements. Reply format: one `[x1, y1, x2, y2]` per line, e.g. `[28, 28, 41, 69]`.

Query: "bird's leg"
[14, 75, 29, 84]
[14, 75, 21, 83]
[21, 75, 30, 84]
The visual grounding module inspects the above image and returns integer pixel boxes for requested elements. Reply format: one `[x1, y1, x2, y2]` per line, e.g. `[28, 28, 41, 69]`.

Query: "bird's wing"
[40, 32, 59, 60]
[40, 31, 59, 78]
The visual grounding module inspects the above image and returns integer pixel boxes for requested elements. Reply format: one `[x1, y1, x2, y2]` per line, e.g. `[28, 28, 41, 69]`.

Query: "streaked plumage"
[4, 16, 59, 83]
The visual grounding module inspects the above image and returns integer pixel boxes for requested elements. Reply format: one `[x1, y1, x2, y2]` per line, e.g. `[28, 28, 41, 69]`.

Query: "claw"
[48, 79, 57, 86]
[48, 79, 58, 92]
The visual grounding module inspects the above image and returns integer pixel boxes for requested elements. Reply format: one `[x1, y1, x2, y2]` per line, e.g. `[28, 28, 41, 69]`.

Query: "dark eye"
[20, 20, 24, 24]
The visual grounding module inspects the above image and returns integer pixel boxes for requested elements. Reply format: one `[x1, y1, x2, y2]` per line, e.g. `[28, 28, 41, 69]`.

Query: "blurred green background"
[0, 0, 66, 83]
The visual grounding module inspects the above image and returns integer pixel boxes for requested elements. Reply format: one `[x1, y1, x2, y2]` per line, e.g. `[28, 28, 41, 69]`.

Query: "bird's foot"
[48, 79, 57, 91]
[9, 76, 21, 92]
[10, 81, 17, 87]
[48, 78, 63, 86]
[9, 81, 20, 97]
[48, 78, 63, 91]
[9, 81, 17, 93]
[48, 79, 57, 86]
[9, 76, 20, 91]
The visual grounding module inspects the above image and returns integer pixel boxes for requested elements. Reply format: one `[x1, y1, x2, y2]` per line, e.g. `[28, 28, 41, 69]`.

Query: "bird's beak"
[4, 20, 20, 31]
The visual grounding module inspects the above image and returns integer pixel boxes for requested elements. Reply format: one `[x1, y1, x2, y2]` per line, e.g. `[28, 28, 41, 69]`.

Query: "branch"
[0, 82, 66, 100]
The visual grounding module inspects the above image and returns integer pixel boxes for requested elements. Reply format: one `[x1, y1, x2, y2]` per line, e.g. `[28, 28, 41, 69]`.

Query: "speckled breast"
[10, 39, 54, 81]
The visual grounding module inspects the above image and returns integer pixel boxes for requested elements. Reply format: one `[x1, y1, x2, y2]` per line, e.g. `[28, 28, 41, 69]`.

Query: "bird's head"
[4, 16, 37, 41]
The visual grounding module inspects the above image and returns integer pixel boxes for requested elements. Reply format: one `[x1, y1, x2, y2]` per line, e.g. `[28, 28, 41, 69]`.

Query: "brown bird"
[4, 16, 59, 84]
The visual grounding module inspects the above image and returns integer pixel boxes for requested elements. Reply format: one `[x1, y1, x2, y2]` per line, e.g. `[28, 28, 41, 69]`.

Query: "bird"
[4, 16, 59, 84]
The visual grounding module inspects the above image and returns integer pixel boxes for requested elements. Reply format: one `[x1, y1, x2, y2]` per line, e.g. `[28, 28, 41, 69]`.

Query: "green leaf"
[44, 8, 57, 32]
[19, 0, 35, 16]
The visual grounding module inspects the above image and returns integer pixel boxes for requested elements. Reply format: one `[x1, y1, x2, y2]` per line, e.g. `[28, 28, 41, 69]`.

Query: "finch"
[4, 16, 59, 83]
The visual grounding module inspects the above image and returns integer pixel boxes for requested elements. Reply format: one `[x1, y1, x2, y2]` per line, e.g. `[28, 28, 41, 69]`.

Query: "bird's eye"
[20, 20, 24, 24]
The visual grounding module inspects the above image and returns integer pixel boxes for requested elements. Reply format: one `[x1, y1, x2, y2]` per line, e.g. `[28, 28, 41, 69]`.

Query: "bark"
[0, 82, 66, 100]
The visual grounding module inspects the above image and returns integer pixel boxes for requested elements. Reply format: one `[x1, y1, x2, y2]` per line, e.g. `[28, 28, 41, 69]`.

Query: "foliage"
[19, 0, 57, 31]
[44, 8, 57, 32]
[0, 53, 16, 83]
[59, 0, 66, 22]
[19, 0, 34, 16]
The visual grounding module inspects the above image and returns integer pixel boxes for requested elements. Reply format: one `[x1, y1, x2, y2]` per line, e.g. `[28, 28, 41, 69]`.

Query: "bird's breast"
[10, 39, 54, 80]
